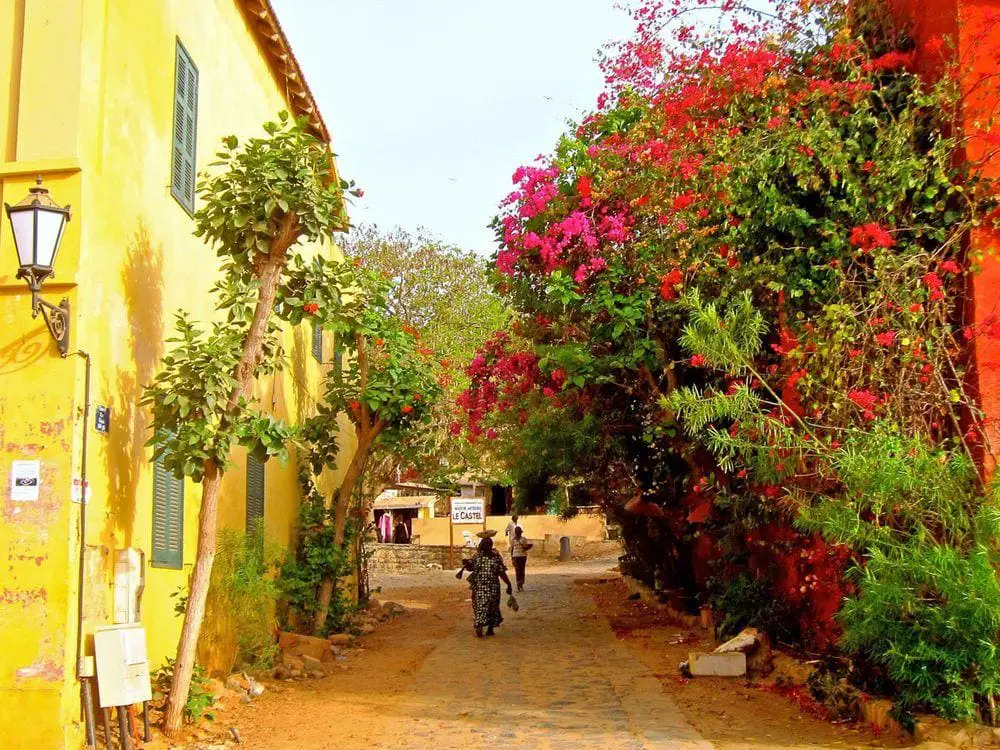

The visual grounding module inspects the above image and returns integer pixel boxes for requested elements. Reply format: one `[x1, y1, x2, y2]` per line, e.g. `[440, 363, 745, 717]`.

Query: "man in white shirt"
[504, 514, 519, 547]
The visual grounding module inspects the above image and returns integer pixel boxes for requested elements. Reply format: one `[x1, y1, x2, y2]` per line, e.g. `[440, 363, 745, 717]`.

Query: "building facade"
[0, 1, 351, 747]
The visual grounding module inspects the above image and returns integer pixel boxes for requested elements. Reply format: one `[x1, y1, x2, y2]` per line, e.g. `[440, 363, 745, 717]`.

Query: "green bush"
[152, 659, 215, 723]
[207, 521, 283, 670]
[708, 572, 795, 641]
[796, 428, 1000, 722]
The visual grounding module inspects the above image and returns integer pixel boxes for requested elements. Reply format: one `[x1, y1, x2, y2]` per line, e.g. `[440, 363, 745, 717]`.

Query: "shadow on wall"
[0, 312, 50, 376]
[289, 323, 311, 425]
[101, 223, 165, 548]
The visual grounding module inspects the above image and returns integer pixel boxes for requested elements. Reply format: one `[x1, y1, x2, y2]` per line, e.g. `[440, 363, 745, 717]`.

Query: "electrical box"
[94, 623, 152, 708]
[113, 548, 144, 624]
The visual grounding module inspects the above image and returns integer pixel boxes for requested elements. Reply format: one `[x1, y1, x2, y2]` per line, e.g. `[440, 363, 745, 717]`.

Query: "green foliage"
[142, 115, 362, 483]
[196, 111, 352, 276]
[207, 522, 284, 670]
[277, 469, 357, 634]
[708, 572, 795, 642]
[152, 659, 215, 723]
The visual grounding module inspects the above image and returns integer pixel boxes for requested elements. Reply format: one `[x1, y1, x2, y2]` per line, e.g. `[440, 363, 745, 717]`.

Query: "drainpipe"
[74, 350, 96, 748]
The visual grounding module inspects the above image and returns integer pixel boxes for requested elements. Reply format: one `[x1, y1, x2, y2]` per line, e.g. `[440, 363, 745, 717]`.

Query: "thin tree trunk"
[312, 432, 371, 634]
[164, 215, 298, 734]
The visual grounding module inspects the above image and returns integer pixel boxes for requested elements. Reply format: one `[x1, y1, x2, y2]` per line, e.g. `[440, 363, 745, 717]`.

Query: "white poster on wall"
[451, 498, 485, 524]
[10, 461, 41, 502]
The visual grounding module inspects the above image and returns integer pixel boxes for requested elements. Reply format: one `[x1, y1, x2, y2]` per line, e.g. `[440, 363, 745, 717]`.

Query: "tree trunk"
[312, 432, 371, 635]
[164, 216, 298, 734]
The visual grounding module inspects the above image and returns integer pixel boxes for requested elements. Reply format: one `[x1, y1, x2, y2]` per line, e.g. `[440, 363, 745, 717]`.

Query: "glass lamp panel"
[9, 210, 35, 266]
[34, 209, 67, 268]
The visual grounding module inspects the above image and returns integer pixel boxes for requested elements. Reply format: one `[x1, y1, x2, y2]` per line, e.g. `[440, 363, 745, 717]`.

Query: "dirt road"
[226, 559, 893, 749]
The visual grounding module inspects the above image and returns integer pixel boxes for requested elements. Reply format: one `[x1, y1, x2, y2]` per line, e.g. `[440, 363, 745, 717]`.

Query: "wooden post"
[448, 497, 454, 569]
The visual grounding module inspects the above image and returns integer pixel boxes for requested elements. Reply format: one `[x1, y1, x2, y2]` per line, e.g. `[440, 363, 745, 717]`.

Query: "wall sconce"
[5, 176, 72, 356]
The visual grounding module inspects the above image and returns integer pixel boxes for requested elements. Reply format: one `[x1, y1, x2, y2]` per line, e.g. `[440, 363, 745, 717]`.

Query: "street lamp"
[5, 175, 72, 356]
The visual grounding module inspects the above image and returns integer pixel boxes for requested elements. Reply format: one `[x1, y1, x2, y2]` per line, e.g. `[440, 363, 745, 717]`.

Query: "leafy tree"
[301, 270, 442, 633]
[143, 113, 360, 732]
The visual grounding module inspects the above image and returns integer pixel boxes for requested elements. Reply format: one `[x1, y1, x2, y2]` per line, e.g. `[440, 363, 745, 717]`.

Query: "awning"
[373, 495, 438, 511]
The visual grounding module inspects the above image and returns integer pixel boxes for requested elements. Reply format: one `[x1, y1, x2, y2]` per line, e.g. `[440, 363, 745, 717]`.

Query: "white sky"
[272, 0, 632, 256]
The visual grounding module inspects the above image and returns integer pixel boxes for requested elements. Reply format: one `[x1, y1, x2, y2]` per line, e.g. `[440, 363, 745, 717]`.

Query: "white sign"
[10, 461, 40, 502]
[451, 498, 485, 524]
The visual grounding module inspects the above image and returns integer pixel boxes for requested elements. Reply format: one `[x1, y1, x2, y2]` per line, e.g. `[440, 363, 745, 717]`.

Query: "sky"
[272, 0, 633, 256]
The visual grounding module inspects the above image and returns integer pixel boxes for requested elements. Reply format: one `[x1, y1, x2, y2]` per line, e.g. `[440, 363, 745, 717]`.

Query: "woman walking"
[461, 536, 513, 637]
[509, 526, 532, 592]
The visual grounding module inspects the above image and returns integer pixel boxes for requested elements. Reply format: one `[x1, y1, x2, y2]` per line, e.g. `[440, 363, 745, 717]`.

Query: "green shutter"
[246, 456, 265, 533]
[333, 333, 343, 379]
[311, 323, 323, 363]
[170, 41, 198, 214]
[151, 457, 184, 569]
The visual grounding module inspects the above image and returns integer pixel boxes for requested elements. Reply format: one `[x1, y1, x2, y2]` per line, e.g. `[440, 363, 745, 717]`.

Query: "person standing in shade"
[504, 513, 519, 546]
[392, 516, 410, 544]
[509, 526, 532, 592]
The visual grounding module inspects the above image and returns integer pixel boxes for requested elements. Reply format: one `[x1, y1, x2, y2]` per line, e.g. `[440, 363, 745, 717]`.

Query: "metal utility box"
[94, 623, 152, 708]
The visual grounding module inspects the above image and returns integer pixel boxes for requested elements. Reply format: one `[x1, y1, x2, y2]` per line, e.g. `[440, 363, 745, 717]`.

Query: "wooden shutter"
[333, 333, 343, 379]
[170, 41, 198, 214]
[246, 456, 265, 533]
[312, 323, 323, 363]
[151, 457, 184, 568]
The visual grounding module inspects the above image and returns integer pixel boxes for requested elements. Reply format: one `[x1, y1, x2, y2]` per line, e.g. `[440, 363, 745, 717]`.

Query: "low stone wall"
[371, 537, 623, 575]
[370, 543, 455, 574]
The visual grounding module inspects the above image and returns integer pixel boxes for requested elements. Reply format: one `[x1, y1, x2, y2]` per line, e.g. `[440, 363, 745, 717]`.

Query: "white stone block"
[688, 651, 746, 677]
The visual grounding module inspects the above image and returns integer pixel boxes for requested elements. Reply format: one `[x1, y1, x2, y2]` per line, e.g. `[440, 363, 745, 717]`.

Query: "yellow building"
[0, 2, 351, 747]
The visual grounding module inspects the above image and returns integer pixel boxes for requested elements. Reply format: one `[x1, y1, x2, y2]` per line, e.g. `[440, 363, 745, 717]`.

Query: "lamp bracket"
[32, 292, 71, 357]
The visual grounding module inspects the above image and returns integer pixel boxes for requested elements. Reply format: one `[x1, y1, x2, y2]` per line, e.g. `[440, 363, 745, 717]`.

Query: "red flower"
[376, 338, 385, 346]
[349, 400, 361, 412]
[303, 302, 320, 315]
[863, 50, 916, 73]
[578, 175, 592, 200]
[672, 193, 696, 211]
[659, 269, 684, 300]
[486, 428, 498, 440]
[449, 421, 462, 436]
[874, 330, 897, 347]
[909, 303, 923, 313]
[861, 160, 876, 173]
[939, 260, 962, 274]
[401, 404, 414, 414]
[848, 389, 879, 411]
[690, 354, 706, 367]
[850, 223, 895, 252]
[923, 272, 945, 302]
[413, 393, 422, 401]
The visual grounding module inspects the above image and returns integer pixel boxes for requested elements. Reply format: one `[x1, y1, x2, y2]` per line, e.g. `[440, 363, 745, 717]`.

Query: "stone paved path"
[230, 558, 713, 749]
[388, 559, 712, 750]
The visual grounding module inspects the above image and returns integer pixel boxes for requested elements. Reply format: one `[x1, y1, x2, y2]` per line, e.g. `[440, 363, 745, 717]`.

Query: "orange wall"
[889, 0, 1000, 466]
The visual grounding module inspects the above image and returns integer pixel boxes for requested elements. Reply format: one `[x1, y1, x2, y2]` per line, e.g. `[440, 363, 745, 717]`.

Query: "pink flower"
[690, 354, 706, 367]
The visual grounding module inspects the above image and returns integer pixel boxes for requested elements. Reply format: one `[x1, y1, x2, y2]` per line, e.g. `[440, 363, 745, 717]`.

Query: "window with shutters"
[311, 323, 323, 363]
[151, 455, 185, 569]
[333, 333, 343, 379]
[170, 40, 199, 215]
[246, 456, 265, 533]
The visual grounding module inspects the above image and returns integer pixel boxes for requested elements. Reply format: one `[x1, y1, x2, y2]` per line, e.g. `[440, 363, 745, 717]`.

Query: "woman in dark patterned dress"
[460, 537, 513, 637]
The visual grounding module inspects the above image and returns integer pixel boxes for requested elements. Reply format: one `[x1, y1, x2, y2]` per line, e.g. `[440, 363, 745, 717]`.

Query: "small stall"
[372, 495, 438, 544]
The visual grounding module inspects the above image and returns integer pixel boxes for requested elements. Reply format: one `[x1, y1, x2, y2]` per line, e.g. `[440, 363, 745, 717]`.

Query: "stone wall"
[370, 543, 455, 574]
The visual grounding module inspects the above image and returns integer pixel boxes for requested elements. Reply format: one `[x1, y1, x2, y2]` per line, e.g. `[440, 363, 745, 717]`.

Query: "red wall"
[890, 0, 1000, 468]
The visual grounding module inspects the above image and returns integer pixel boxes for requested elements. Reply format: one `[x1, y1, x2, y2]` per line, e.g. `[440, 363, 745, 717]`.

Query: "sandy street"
[223, 559, 894, 749]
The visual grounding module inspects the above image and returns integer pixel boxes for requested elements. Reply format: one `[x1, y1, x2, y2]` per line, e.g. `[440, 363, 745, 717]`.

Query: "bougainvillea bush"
[459, 0, 1000, 722]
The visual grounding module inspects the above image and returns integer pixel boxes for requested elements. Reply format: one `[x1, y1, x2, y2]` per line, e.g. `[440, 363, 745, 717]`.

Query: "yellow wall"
[412, 513, 608, 548]
[0, 2, 353, 747]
